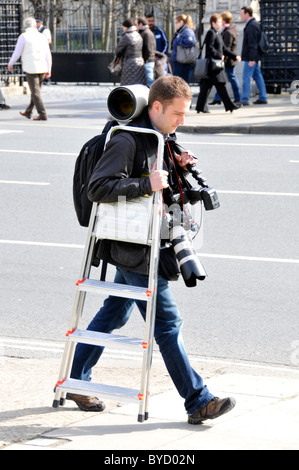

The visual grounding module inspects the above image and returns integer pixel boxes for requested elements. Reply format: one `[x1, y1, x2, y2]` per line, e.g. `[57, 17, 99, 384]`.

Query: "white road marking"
[0, 180, 50, 186]
[0, 239, 297, 264]
[0, 149, 76, 156]
[0, 130, 24, 134]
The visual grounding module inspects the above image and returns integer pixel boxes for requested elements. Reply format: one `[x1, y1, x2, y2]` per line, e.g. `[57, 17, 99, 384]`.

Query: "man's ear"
[151, 100, 163, 114]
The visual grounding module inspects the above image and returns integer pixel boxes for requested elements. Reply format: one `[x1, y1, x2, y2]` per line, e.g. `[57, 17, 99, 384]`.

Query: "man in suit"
[240, 6, 267, 105]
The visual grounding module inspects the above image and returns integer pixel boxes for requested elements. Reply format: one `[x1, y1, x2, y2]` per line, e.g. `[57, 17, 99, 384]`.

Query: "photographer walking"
[67, 76, 236, 424]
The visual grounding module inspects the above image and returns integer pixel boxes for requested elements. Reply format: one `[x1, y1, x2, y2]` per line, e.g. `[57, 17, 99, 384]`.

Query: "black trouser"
[196, 78, 235, 112]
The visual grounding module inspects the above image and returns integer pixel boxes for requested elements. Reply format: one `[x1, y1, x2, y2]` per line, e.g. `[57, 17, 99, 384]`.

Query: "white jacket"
[9, 27, 52, 74]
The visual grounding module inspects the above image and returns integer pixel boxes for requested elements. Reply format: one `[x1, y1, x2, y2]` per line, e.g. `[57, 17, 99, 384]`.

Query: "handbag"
[176, 45, 199, 64]
[107, 57, 122, 76]
[210, 58, 225, 74]
[194, 58, 209, 80]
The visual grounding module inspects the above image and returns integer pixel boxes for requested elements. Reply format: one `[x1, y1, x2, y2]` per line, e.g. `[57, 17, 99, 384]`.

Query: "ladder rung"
[76, 278, 152, 301]
[67, 329, 147, 350]
[57, 378, 142, 404]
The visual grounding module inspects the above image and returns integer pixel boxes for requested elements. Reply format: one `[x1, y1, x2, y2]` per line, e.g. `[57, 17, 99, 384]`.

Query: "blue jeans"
[173, 61, 194, 84]
[241, 61, 267, 103]
[215, 66, 241, 102]
[144, 62, 155, 88]
[71, 267, 214, 415]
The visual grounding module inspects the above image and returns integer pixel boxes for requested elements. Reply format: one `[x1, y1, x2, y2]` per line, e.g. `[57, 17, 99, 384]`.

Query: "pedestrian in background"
[115, 18, 147, 87]
[137, 17, 156, 87]
[36, 18, 52, 45]
[146, 13, 168, 55]
[146, 13, 169, 79]
[8, 17, 51, 121]
[240, 6, 268, 105]
[0, 81, 10, 110]
[171, 14, 197, 84]
[195, 13, 241, 113]
[210, 11, 241, 106]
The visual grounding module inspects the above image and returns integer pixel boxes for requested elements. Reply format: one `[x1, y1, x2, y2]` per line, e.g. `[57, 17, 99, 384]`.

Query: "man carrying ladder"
[66, 76, 236, 424]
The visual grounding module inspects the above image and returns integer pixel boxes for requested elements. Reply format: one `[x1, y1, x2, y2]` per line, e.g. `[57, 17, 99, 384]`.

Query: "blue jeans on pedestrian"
[71, 267, 214, 415]
[173, 61, 194, 85]
[144, 61, 155, 88]
[215, 66, 241, 102]
[241, 61, 267, 103]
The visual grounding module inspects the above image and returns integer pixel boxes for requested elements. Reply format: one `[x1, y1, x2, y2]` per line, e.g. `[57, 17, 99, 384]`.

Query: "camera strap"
[166, 141, 186, 207]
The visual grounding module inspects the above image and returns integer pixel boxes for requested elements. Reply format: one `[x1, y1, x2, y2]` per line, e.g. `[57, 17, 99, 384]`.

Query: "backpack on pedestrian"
[258, 28, 269, 54]
[73, 120, 118, 227]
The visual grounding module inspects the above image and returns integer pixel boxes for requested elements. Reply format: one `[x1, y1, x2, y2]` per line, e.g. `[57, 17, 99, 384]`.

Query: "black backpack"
[73, 120, 118, 227]
[258, 29, 269, 54]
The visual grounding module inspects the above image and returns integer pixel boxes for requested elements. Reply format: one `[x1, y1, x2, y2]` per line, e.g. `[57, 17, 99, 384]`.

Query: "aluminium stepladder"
[52, 126, 164, 422]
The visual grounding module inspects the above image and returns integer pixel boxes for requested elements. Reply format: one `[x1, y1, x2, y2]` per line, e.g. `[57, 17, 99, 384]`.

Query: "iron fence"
[260, 0, 299, 87]
[0, 0, 23, 84]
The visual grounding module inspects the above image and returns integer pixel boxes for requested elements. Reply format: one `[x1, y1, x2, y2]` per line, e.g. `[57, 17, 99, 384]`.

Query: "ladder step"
[57, 378, 142, 404]
[67, 329, 147, 351]
[76, 278, 152, 301]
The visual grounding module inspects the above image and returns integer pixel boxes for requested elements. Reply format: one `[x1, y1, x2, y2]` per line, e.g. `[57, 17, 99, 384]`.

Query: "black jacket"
[241, 17, 262, 61]
[88, 108, 190, 279]
[204, 27, 237, 82]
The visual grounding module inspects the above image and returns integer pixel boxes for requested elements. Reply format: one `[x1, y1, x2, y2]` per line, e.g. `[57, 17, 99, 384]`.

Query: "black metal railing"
[260, 0, 299, 87]
[0, 0, 23, 84]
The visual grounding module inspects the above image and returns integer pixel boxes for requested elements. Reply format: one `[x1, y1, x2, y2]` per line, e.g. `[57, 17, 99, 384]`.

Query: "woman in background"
[115, 18, 147, 86]
[171, 14, 197, 84]
[196, 13, 241, 113]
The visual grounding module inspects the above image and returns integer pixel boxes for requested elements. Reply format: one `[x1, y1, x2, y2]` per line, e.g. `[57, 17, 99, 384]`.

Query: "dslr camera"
[163, 162, 220, 288]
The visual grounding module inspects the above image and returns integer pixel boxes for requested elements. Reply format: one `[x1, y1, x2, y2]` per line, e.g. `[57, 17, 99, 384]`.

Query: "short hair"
[241, 6, 253, 16]
[148, 76, 192, 109]
[137, 17, 148, 26]
[24, 17, 36, 29]
[210, 13, 221, 26]
[122, 18, 134, 28]
[221, 11, 233, 24]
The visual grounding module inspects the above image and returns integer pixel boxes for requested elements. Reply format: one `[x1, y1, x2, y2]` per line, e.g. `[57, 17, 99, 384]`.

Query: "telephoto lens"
[107, 85, 149, 122]
[170, 224, 207, 287]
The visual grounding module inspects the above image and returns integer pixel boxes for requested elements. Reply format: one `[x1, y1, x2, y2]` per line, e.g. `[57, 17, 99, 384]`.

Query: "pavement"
[1, 83, 299, 451]
[1, 81, 299, 134]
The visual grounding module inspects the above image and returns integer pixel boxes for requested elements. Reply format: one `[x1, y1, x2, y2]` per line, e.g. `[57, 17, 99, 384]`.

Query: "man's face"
[147, 16, 155, 30]
[150, 97, 191, 134]
[240, 9, 248, 22]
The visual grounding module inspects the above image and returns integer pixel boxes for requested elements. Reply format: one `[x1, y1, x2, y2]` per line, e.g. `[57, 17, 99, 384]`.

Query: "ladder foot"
[52, 399, 60, 408]
[144, 411, 149, 421]
[138, 413, 145, 423]
[60, 398, 66, 406]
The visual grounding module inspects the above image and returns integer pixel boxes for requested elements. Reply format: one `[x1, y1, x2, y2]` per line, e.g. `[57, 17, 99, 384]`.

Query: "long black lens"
[170, 225, 207, 287]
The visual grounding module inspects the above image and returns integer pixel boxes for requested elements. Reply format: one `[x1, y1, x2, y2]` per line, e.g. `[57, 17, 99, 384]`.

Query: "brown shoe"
[19, 111, 31, 119]
[188, 397, 236, 424]
[33, 115, 47, 121]
[66, 393, 105, 412]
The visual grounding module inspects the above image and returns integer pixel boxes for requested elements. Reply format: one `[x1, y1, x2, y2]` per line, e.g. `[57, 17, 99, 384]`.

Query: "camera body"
[185, 163, 220, 211]
[163, 163, 220, 287]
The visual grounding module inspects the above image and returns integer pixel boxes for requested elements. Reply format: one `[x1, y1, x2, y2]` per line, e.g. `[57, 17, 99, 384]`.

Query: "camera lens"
[170, 225, 207, 287]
